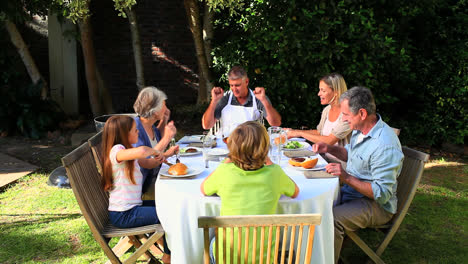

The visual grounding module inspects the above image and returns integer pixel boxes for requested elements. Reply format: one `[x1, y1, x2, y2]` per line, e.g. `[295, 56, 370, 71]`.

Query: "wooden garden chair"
[198, 214, 322, 264]
[342, 146, 429, 264]
[62, 140, 165, 264]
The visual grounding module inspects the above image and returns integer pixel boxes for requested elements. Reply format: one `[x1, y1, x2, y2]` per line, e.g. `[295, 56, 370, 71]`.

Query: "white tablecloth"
[155, 138, 339, 264]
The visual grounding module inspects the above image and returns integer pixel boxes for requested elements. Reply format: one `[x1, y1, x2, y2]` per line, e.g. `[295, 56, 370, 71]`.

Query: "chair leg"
[127, 235, 160, 262]
[113, 237, 134, 257]
[104, 237, 133, 264]
[124, 232, 164, 264]
[345, 231, 385, 264]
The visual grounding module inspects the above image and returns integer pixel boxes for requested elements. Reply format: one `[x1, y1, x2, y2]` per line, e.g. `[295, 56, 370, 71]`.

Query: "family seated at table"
[200, 71, 402, 264]
[99, 67, 403, 264]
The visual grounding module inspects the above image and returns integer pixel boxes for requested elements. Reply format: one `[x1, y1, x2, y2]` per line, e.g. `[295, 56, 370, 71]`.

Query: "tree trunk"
[125, 7, 145, 91]
[203, 3, 213, 67]
[78, 16, 104, 116]
[96, 66, 114, 113]
[4, 20, 48, 100]
[184, 0, 213, 103]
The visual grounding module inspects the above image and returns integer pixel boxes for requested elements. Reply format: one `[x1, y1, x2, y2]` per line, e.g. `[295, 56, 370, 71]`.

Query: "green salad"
[284, 141, 302, 149]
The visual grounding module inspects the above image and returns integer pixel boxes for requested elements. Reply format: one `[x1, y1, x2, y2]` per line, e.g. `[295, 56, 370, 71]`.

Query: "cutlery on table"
[171, 138, 181, 163]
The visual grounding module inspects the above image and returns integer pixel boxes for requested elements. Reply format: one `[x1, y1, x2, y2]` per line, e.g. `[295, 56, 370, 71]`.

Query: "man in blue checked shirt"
[313, 86, 404, 263]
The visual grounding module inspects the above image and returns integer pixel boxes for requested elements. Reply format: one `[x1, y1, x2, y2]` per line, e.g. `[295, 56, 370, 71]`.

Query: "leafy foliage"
[0, 45, 64, 138]
[211, 0, 467, 146]
[0, 81, 65, 139]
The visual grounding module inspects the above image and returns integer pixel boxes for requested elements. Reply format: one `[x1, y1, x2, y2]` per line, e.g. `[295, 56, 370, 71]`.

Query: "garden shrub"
[0, 40, 65, 139]
[211, 0, 467, 146]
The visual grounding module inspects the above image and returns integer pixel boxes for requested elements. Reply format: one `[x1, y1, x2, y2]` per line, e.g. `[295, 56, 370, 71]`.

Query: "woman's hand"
[152, 151, 165, 165]
[164, 145, 179, 158]
[164, 121, 177, 140]
[162, 108, 171, 123]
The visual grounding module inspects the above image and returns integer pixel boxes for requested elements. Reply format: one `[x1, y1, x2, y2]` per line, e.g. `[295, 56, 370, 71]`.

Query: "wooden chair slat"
[266, 225, 274, 264]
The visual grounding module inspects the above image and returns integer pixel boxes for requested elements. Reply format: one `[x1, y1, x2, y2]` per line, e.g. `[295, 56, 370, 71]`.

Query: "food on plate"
[180, 147, 198, 154]
[284, 141, 302, 149]
[223, 137, 229, 144]
[185, 148, 198, 153]
[288, 157, 318, 169]
[273, 136, 287, 145]
[168, 163, 188, 175]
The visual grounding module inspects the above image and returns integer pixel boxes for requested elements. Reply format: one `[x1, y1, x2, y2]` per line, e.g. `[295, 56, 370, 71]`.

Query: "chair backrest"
[62, 141, 110, 235]
[391, 127, 401, 136]
[391, 146, 430, 228]
[88, 131, 103, 175]
[198, 214, 322, 264]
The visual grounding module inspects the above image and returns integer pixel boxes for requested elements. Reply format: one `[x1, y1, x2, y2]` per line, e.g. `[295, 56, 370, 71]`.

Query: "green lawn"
[0, 155, 466, 263]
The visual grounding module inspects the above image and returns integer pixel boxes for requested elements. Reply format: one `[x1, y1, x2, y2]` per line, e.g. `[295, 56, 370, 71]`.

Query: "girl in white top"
[286, 73, 351, 146]
[101, 115, 164, 228]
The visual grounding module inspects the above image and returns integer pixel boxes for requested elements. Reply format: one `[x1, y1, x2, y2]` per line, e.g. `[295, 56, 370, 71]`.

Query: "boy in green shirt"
[201, 121, 299, 263]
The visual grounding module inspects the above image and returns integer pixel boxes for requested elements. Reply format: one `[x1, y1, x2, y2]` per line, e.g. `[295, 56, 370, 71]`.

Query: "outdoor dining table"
[155, 136, 340, 264]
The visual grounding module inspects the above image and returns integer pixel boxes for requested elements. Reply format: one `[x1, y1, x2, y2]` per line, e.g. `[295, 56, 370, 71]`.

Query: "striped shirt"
[108, 144, 143, 212]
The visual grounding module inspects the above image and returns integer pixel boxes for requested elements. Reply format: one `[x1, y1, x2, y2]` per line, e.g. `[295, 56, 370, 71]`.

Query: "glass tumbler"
[268, 126, 287, 165]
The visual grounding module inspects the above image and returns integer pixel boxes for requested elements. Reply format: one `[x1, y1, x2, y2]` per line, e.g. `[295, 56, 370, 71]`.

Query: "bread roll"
[168, 163, 188, 175]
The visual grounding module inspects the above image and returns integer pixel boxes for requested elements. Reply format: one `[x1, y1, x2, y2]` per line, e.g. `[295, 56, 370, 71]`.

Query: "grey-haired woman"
[133, 86, 178, 199]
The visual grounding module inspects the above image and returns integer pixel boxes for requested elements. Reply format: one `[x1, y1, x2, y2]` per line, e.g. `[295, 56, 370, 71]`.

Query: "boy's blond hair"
[227, 121, 269, 171]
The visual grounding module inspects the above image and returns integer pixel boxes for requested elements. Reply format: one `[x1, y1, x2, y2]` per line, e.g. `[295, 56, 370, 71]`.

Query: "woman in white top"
[287, 73, 351, 146]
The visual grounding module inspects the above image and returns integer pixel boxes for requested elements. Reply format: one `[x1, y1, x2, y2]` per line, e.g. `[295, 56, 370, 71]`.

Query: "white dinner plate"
[178, 135, 204, 144]
[179, 147, 202, 156]
[206, 148, 229, 156]
[282, 141, 311, 151]
[288, 163, 326, 171]
[159, 166, 205, 178]
[288, 137, 306, 142]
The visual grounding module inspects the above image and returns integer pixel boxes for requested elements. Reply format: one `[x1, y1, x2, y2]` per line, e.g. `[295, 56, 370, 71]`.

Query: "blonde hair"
[320, 73, 347, 99]
[133, 86, 167, 118]
[227, 121, 269, 171]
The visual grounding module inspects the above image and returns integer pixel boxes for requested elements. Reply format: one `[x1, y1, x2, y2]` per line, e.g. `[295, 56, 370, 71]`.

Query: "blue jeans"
[109, 200, 159, 228]
[109, 201, 171, 254]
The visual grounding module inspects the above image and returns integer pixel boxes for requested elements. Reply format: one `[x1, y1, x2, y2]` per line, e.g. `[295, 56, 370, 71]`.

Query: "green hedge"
[211, 0, 467, 146]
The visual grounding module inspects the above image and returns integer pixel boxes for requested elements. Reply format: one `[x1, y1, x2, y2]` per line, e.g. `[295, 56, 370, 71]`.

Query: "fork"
[171, 138, 181, 163]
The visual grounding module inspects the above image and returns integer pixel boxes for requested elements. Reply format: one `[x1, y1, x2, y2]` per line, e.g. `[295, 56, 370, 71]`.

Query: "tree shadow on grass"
[0, 213, 82, 226]
[340, 191, 467, 263]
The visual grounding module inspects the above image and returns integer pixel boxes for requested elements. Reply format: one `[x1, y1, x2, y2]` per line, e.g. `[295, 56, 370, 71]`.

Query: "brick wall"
[90, 0, 199, 113]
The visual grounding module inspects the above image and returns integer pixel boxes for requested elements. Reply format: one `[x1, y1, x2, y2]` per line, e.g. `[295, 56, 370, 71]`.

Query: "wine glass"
[202, 131, 213, 168]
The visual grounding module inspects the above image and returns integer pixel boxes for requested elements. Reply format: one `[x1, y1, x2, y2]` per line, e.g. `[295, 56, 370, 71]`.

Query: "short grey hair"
[339, 86, 376, 115]
[133, 86, 167, 118]
[227, 66, 248, 80]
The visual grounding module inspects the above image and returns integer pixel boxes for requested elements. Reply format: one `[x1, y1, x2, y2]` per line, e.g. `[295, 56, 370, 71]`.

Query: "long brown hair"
[227, 121, 269, 171]
[101, 115, 136, 192]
